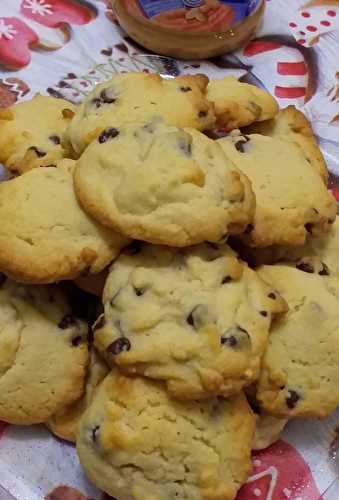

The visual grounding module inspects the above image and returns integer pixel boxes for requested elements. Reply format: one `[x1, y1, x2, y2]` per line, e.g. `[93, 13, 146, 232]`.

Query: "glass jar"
[113, 0, 265, 60]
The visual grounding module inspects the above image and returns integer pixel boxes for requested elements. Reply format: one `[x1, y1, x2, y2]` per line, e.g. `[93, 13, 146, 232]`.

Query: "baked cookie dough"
[218, 133, 336, 247]
[66, 72, 215, 155]
[0, 159, 128, 284]
[77, 370, 255, 500]
[207, 76, 278, 130]
[74, 122, 255, 247]
[93, 242, 286, 400]
[0, 277, 89, 424]
[257, 265, 339, 418]
[245, 105, 328, 182]
[47, 350, 108, 442]
[0, 95, 76, 175]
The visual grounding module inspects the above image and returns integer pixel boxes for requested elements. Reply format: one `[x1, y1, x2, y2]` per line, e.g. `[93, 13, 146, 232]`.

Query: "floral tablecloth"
[0, 1, 339, 499]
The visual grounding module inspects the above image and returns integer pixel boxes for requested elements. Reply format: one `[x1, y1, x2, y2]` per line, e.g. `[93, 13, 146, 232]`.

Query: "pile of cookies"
[0, 71, 338, 500]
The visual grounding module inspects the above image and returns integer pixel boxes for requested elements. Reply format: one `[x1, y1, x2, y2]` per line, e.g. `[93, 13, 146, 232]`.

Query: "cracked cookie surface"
[0, 159, 128, 284]
[0, 277, 88, 424]
[218, 133, 336, 247]
[74, 123, 255, 247]
[257, 265, 339, 418]
[207, 77, 278, 130]
[66, 72, 215, 155]
[0, 95, 76, 175]
[93, 243, 286, 400]
[76, 370, 255, 500]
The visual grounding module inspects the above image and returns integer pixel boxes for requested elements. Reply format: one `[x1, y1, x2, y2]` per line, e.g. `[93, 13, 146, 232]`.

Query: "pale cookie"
[74, 122, 255, 247]
[66, 72, 215, 155]
[257, 265, 339, 418]
[218, 133, 336, 247]
[47, 350, 108, 442]
[0, 277, 88, 425]
[93, 243, 286, 400]
[245, 105, 328, 182]
[77, 370, 255, 500]
[253, 413, 288, 450]
[0, 95, 76, 175]
[235, 216, 339, 272]
[0, 159, 128, 284]
[207, 76, 278, 130]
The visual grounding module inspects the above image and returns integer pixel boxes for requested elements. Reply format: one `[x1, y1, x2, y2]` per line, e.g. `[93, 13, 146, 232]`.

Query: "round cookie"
[93, 242, 287, 400]
[218, 133, 336, 247]
[77, 370, 255, 500]
[47, 350, 108, 442]
[0, 159, 128, 284]
[245, 105, 328, 182]
[253, 413, 288, 450]
[66, 72, 216, 155]
[257, 265, 339, 418]
[207, 76, 279, 130]
[0, 95, 76, 175]
[74, 123, 255, 247]
[0, 277, 89, 425]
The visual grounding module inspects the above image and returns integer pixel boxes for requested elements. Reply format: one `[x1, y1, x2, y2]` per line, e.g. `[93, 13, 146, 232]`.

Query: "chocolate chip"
[221, 325, 250, 349]
[305, 222, 313, 233]
[28, 146, 46, 157]
[107, 337, 131, 355]
[244, 224, 254, 234]
[98, 128, 119, 143]
[319, 262, 330, 276]
[100, 89, 116, 104]
[58, 315, 76, 329]
[180, 86, 192, 92]
[178, 138, 192, 157]
[222, 276, 232, 284]
[198, 110, 208, 118]
[296, 261, 314, 274]
[268, 292, 276, 299]
[62, 108, 75, 119]
[328, 218, 335, 224]
[0, 273, 7, 286]
[260, 310, 268, 317]
[49, 135, 60, 145]
[134, 287, 145, 296]
[186, 310, 195, 327]
[92, 97, 102, 108]
[221, 335, 237, 347]
[71, 335, 83, 346]
[234, 136, 250, 153]
[285, 389, 300, 409]
[313, 208, 319, 214]
[94, 314, 105, 331]
[91, 425, 100, 442]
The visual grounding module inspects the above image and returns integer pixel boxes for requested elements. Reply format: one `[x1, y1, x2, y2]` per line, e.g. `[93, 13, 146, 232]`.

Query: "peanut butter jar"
[113, 0, 265, 60]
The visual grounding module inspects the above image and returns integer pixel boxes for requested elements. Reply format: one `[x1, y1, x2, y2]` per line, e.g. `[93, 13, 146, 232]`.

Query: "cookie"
[0, 95, 76, 175]
[245, 105, 328, 182]
[47, 350, 108, 442]
[77, 370, 255, 500]
[0, 159, 128, 284]
[74, 122, 255, 247]
[253, 413, 288, 450]
[256, 265, 339, 418]
[234, 216, 339, 271]
[0, 277, 89, 425]
[66, 72, 216, 155]
[207, 76, 279, 130]
[93, 243, 286, 400]
[218, 133, 336, 247]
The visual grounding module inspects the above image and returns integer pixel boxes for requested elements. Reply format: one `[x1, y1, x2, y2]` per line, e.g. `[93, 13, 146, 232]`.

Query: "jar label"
[133, 0, 261, 31]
